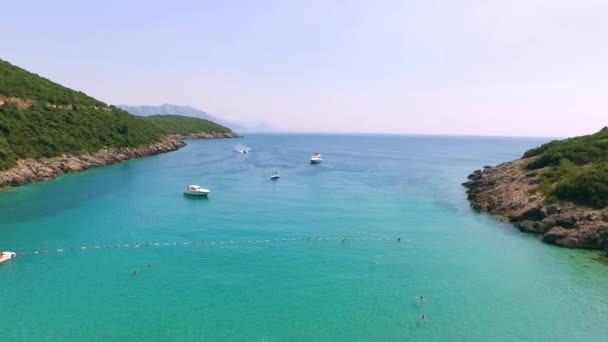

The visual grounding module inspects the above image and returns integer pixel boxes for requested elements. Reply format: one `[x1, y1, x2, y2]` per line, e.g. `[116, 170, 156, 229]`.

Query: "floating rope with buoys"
[8, 236, 410, 257]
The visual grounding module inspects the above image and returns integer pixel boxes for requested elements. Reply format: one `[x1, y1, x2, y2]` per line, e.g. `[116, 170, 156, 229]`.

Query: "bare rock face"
[509, 205, 545, 222]
[542, 227, 571, 244]
[463, 160, 608, 253]
[0, 133, 238, 190]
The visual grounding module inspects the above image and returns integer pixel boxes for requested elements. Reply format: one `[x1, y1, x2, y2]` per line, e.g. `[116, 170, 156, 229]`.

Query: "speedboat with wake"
[310, 153, 323, 164]
[270, 171, 280, 180]
[183, 185, 210, 196]
[234, 145, 250, 154]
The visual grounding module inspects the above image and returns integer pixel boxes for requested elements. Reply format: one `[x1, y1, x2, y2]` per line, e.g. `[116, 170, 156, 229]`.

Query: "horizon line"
[237, 130, 561, 140]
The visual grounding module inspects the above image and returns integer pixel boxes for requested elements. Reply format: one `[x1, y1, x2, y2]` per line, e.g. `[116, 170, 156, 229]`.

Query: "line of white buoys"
[9, 236, 406, 257]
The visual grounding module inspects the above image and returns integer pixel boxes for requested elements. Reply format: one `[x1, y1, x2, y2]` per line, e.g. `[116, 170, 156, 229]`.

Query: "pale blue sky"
[2, 0, 608, 136]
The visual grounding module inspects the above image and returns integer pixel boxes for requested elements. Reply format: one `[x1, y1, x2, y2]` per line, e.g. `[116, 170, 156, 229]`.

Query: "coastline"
[0, 132, 239, 190]
[463, 160, 608, 255]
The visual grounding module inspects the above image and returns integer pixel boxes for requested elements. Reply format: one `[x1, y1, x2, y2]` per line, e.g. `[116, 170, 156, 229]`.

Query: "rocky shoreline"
[463, 159, 608, 255]
[0, 132, 239, 190]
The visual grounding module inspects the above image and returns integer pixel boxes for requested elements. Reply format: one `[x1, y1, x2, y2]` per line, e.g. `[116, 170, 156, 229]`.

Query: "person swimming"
[417, 296, 424, 302]
[420, 314, 426, 320]
[147, 263, 152, 267]
[133, 269, 138, 275]
[397, 237, 401, 242]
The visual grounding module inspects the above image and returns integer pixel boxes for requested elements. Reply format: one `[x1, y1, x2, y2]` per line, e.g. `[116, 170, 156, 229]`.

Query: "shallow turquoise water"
[1, 134, 608, 341]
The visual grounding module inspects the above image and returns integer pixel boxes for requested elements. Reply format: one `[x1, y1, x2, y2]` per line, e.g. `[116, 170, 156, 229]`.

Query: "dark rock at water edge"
[463, 159, 608, 253]
[0, 133, 239, 190]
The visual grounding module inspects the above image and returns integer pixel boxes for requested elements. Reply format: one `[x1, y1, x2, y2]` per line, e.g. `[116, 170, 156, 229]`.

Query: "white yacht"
[310, 153, 323, 164]
[0, 251, 16, 264]
[270, 171, 280, 180]
[183, 185, 210, 196]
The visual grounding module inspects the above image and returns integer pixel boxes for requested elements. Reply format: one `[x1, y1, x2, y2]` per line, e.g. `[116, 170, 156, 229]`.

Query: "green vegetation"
[0, 59, 232, 171]
[143, 115, 232, 135]
[524, 127, 608, 207]
[0, 60, 104, 106]
[0, 102, 165, 170]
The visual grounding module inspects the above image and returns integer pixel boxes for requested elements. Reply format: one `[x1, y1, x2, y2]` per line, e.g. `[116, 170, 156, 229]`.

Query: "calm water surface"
[1, 134, 607, 341]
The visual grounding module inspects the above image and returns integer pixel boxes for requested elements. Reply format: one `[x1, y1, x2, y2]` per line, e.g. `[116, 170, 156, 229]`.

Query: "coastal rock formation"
[0, 132, 238, 190]
[463, 160, 608, 253]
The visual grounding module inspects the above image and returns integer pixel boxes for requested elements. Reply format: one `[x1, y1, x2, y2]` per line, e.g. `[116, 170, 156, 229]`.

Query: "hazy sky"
[2, 0, 608, 136]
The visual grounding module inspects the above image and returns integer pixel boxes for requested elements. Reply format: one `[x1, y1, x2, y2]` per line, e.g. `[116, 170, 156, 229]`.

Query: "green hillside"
[0, 59, 104, 106]
[143, 115, 232, 135]
[0, 60, 161, 170]
[523, 127, 608, 207]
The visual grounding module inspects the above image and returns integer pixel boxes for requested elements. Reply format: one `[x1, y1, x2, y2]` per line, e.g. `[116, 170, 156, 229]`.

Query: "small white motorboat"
[0, 251, 16, 264]
[270, 171, 280, 180]
[183, 184, 210, 196]
[310, 152, 323, 164]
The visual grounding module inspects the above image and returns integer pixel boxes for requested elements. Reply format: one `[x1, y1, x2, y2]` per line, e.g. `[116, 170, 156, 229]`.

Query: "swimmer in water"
[133, 270, 138, 275]
[417, 296, 424, 302]
[147, 263, 152, 267]
[420, 314, 426, 320]
[397, 237, 401, 242]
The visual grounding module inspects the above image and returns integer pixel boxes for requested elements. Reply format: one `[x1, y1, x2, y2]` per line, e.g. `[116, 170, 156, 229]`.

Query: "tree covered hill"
[523, 127, 608, 207]
[0, 59, 103, 106]
[0, 59, 233, 171]
[143, 115, 232, 136]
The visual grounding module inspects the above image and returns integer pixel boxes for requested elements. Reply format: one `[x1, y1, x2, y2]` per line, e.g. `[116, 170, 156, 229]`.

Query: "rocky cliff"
[463, 160, 608, 255]
[0, 132, 238, 190]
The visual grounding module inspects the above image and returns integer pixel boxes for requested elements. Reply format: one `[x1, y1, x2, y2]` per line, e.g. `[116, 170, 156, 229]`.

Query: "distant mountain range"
[116, 104, 275, 132]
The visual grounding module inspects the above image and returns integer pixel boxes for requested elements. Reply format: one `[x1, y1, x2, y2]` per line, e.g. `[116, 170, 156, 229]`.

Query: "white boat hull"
[0, 251, 16, 264]
[310, 159, 322, 164]
[184, 191, 209, 196]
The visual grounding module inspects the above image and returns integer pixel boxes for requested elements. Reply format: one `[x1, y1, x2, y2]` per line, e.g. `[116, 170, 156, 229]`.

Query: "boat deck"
[0, 252, 16, 264]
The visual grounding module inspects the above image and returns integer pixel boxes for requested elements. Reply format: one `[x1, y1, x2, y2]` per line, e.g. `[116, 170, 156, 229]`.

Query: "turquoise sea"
[1, 134, 608, 341]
